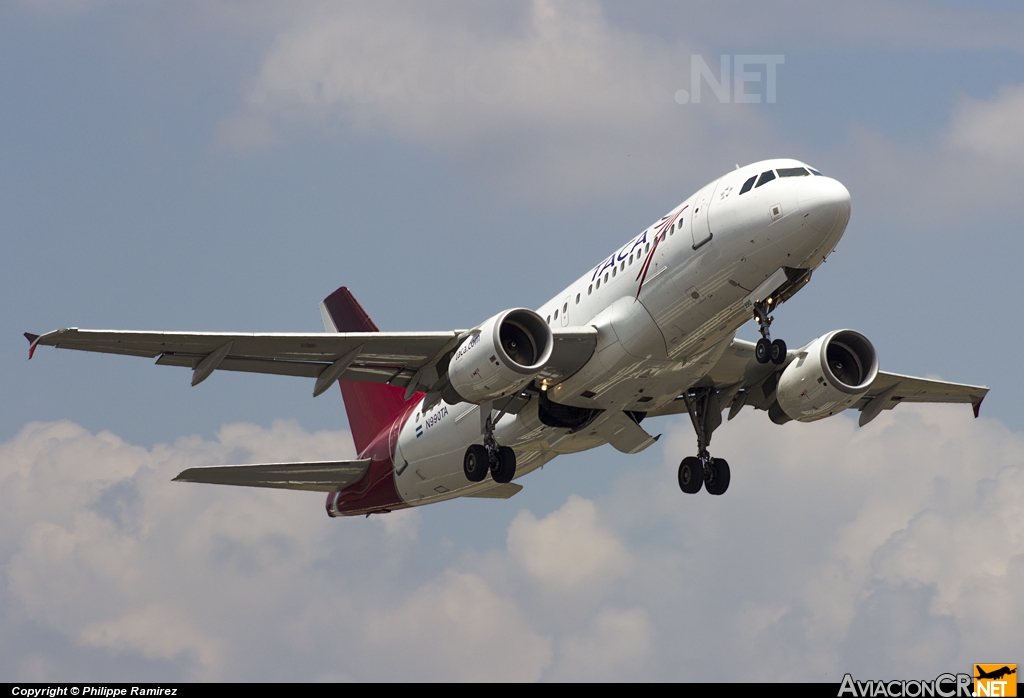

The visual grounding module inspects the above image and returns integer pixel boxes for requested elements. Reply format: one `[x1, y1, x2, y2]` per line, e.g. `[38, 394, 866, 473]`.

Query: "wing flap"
[155, 353, 325, 378]
[173, 459, 371, 492]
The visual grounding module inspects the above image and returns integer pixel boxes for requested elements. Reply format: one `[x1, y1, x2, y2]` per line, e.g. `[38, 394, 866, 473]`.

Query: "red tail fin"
[320, 287, 416, 457]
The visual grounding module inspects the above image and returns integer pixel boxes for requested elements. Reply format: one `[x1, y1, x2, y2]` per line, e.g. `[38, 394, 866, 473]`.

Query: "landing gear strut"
[678, 386, 731, 496]
[464, 411, 517, 484]
[753, 298, 787, 366]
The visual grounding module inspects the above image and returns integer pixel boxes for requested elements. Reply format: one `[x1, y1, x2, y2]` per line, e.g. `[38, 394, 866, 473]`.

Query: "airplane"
[975, 666, 1016, 681]
[25, 158, 989, 517]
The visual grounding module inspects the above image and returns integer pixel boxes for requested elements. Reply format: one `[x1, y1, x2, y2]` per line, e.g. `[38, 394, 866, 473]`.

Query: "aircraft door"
[690, 180, 720, 249]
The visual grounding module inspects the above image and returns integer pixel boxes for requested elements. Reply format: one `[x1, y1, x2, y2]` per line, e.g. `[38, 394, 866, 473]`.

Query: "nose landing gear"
[753, 298, 787, 365]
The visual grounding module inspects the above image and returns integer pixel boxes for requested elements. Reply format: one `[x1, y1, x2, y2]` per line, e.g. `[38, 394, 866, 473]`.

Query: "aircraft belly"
[394, 398, 562, 505]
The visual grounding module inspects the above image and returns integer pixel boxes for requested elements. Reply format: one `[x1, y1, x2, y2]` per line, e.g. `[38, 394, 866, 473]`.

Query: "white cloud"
[550, 606, 653, 681]
[364, 571, 553, 682]
[2, 403, 1022, 680]
[946, 84, 1024, 165]
[507, 494, 631, 590]
[827, 81, 1024, 228]
[218, 0, 775, 200]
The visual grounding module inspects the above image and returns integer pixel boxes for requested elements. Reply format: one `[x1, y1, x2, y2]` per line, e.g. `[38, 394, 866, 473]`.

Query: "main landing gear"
[464, 412, 517, 484]
[752, 298, 787, 366]
[678, 386, 731, 496]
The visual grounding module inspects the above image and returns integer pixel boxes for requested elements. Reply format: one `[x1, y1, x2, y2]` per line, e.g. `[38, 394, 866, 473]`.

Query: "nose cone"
[798, 177, 851, 235]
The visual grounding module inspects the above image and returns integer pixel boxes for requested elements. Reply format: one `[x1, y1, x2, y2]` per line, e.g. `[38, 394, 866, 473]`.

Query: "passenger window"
[619, 261, 625, 271]
[575, 293, 580, 304]
[645, 244, 650, 253]
[588, 284, 592, 295]
[562, 302, 568, 313]
[612, 267, 617, 278]
[596, 279, 601, 289]
[546, 315, 551, 323]
[604, 272, 609, 283]
[754, 170, 776, 188]
[739, 175, 757, 194]
[777, 167, 809, 177]
[554, 309, 559, 320]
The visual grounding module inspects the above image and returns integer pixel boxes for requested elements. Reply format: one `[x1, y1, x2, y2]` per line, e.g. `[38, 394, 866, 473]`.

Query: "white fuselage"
[393, 159, 852, 506]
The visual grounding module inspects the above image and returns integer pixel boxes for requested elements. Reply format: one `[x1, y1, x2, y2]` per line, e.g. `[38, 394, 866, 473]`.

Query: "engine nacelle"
[448, 308, 553, 404]
[775, 329, 879, 423]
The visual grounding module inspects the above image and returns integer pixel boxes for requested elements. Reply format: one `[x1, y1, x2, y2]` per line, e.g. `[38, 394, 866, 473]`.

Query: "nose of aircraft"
[798, 177, 851, 235]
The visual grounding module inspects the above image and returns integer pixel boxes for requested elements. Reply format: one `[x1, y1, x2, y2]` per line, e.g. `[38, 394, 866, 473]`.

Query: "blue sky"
[2, 0, 1023, 681]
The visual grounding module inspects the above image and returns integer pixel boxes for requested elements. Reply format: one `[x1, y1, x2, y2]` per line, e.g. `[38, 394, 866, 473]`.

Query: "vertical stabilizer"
[320, 287, 414, 456]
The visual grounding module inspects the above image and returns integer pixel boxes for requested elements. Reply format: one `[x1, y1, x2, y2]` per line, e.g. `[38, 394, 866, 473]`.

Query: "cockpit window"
[808, 168, 823, 176]
[754, 170, 776, 188]
[777, 167, 809, 177]
[739, 175, 757, 195]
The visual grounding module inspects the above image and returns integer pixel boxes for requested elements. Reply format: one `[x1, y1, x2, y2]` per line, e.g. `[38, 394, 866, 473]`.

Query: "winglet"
[24, 333, 41, 360]
[972, 395, 984, 419]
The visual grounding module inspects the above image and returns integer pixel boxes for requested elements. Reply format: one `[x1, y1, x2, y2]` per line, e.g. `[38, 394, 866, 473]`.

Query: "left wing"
[848, 371, 988, 425]
[649, 338, 989, 424]
[24, 325, 598, 399]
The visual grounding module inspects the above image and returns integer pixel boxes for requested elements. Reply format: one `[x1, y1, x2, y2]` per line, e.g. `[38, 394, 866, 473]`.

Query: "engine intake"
[448, 308, 553, 404]
[775, 329, 878, 422]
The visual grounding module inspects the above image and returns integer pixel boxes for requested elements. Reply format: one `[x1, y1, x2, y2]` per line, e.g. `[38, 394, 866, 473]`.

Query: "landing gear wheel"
[463, 444, 489, 482]
[678, 457, 705, 494]
[770, 338, 787, 365]
[755, 337, 771, 364]
[491, 446, 517, 484]
[704, 458, 731, 495]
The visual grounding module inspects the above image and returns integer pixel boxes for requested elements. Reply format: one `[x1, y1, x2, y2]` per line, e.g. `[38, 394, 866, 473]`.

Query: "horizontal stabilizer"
[173, 459, 371, 492]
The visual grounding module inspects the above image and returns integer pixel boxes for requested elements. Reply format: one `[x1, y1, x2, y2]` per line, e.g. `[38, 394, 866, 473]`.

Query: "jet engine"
[448, 308, 553, 404]
[774, 329, 878, 423]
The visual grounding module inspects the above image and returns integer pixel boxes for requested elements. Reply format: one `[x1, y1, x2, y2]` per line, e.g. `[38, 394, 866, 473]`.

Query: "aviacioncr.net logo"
[838, 673, 973, 697]
[974, 665, 1017, 697]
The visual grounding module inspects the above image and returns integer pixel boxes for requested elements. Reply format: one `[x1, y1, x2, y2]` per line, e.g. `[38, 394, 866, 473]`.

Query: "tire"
[491, 446, 517, 484]
[755, 337, 771, 364]
[678, 457, 704, 494]
[463, 444, 489, 482]
[705, 458, 731, 495]
[770, 338, 787, 365]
